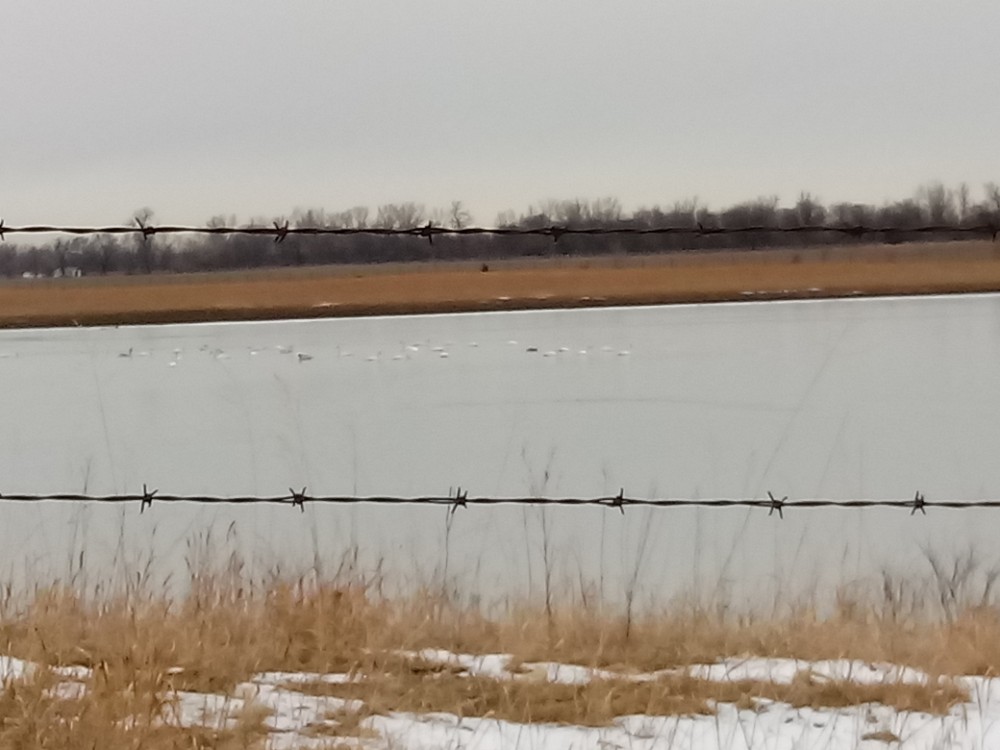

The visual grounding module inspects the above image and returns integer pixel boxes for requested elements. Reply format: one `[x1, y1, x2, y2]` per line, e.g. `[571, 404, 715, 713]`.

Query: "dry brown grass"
[0, 570, 996, 741]
[288, 659, 966, 725]
[305, 705, 381, 742]
[2, 240, 1000, 327]
[8, 578, 1000, 685]
[0, 531, 997, 741]
[489, 602, 1000, 679]
[0, 661, 270, 749]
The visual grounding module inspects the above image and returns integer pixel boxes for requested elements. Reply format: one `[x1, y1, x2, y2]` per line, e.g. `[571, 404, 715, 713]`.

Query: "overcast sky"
[2, 0, 998, 228]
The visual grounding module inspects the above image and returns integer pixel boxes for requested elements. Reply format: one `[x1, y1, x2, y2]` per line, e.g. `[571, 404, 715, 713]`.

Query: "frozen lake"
[1, 294, 1000, 608]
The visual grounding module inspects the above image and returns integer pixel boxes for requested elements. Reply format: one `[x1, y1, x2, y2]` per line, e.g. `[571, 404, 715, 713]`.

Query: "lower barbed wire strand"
[0, 493, 1000, 510]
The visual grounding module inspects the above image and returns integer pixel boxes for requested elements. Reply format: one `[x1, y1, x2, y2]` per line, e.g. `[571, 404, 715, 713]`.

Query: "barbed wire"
[0, 219, 996, 244]
[0, 488, 993, 517]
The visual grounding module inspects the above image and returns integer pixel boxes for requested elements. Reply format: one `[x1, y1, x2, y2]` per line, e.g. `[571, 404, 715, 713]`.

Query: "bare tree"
[448, 200, 472, 229]
[427, 206, 448, 227]
[292, 207, 327, 229]
[558, 199, 587, 226]
[349, 206, 369, 229]
[375, 203, 425, 229]
[132, 207, 155, 273]
[956, 182, 970, 224]
[830, 202, 876, 227]
[918, 182, 956, 224]
[721, 196, 779, 228]
[494, 209, 517, 227]
[880, 199, 923, 229]
[794, 192, 826, 226]
[0, 246, 15, 278]
[96, 237, 120, 275]
[985, 182, 1000, 219]
[590, 197, 623, 224]
[52, 240, 69, 277]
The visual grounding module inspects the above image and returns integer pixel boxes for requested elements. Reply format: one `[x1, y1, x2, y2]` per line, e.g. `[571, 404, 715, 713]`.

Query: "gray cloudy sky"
[2, 0, 998, 227]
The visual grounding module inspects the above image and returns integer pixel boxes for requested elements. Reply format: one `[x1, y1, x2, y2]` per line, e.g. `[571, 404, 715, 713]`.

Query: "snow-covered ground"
[4, 651, 1000, 749]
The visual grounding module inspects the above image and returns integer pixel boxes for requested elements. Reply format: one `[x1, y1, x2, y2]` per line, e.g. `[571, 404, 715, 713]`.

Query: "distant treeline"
[5, 182, 1000, 278]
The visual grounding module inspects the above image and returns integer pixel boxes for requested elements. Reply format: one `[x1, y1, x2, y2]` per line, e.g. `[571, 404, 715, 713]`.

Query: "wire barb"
[911, 491, 927, 515]
[609, 488, 627, 515]
[273, 220, 289, 244]
[290, 487, 308, 513]
[419, 222, 435, 246]
[449, 486, 468, 516]
[767, 491, 787, 519]
[139, 484, 157, 514]
[0, 219, 5, 242]
[134, 217, 155, 240]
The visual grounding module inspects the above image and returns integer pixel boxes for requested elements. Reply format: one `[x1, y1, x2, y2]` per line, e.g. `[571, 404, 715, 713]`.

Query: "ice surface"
[2, 298, 1000, 608]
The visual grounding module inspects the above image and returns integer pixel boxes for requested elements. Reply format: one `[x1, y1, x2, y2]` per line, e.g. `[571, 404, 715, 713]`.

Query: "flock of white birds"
[112, 339, 633, 367]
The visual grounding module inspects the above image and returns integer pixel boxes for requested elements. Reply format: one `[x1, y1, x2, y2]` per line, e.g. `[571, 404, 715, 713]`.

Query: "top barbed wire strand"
[0, 221, 997, 243]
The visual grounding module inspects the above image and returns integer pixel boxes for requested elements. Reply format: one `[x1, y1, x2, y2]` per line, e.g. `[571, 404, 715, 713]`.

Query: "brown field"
[2, 240, 1000, 327]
